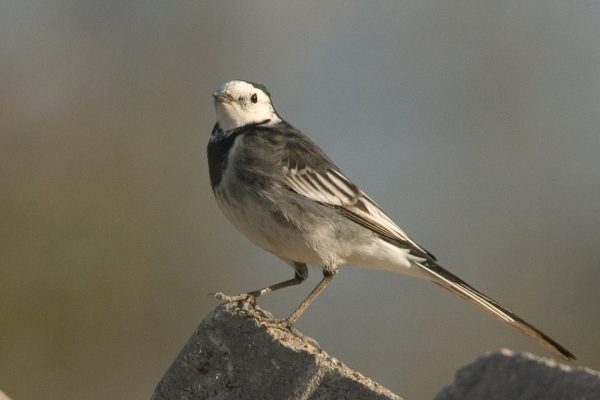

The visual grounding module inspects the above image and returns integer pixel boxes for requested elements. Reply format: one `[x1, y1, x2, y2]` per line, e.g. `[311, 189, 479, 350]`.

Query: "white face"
[213, 80, 281, 130]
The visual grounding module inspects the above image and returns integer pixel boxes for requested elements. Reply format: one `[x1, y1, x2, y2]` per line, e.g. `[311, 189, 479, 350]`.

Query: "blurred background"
[1, 1, 599, 399]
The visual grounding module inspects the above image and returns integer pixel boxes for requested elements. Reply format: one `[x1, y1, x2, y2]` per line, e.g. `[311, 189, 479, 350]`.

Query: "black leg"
[282, 268, 336, 326]
[212, 262, 308, 303]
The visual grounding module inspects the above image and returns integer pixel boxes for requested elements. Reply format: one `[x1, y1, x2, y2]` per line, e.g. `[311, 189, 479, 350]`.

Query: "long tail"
[415, 261, 575, 361]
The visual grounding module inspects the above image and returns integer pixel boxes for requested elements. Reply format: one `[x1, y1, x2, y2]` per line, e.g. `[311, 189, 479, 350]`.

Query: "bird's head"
[213, 80, 281, 130]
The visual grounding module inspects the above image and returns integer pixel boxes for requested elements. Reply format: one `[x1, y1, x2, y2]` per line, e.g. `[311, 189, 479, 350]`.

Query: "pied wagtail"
[207, 80, 575, 361]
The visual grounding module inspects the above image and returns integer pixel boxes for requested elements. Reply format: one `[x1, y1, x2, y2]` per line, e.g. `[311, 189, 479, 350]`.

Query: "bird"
[207, 79, 575, 361]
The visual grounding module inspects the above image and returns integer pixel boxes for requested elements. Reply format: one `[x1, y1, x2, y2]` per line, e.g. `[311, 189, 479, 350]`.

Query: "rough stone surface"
[152, 302, 401, 400]
[435, 349, 600, 400]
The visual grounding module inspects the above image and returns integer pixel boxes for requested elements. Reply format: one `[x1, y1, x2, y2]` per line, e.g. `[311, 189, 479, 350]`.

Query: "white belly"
[214, 185, 326, 266]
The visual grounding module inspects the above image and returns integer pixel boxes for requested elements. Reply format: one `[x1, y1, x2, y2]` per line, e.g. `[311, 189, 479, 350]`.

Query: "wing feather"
[282, 161, 435, 260]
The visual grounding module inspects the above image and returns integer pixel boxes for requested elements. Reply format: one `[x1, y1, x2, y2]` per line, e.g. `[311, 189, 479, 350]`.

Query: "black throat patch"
[206, 120, 271, 188]
[207, 124, 240, 188]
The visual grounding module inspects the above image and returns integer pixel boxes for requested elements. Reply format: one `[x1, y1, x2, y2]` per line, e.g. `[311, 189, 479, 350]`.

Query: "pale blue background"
[2, 1, 599, 399]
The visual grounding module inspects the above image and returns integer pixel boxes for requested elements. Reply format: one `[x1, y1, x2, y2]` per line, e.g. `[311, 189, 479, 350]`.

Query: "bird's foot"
[263, 318, 320, 348]
[210, 291, 275, 320]
[264, 317, 292, 330]
[211, 291, 257, 305]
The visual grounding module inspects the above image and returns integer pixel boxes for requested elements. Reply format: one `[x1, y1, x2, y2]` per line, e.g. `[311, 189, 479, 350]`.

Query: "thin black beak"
[212, 91, 234, 103]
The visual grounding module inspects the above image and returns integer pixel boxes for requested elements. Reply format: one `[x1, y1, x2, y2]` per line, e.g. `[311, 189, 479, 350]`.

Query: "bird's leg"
[274, 268, 337, 328]
[212, 262, 308, 305]
[212, 275, 305, 303]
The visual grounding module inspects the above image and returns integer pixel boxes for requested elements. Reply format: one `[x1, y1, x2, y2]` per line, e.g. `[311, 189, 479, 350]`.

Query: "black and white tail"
[416, 261, 575, 361]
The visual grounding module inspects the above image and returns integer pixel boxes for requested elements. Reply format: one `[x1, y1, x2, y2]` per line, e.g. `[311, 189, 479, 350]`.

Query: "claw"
[263, 319, 320, 348]
[211, 291, 256, 304]
[267, 318, 292, 329]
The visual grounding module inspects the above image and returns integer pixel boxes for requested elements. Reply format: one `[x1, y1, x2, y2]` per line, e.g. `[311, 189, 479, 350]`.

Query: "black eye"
[250, 93, 258, 103]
